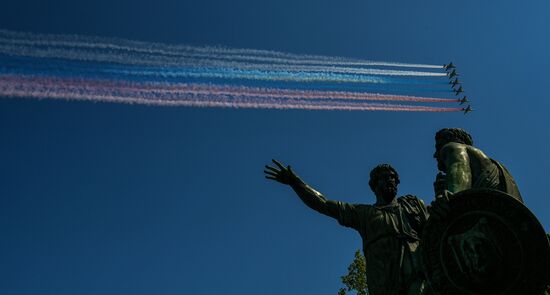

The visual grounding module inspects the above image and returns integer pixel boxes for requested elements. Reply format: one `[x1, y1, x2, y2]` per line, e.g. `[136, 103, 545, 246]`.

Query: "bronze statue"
[430, 128, 523, 220]
[264, 160, 429, 295]
[422, 188, 550, 294]
[432, 128, 522, 202]
[425, 128, 550, 294]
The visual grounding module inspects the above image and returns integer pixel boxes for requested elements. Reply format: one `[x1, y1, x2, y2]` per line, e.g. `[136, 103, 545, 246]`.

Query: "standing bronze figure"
[265, 160, 429, 295]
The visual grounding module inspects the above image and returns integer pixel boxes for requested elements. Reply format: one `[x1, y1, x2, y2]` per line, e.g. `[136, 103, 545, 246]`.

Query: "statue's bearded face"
[373, 169, 398, 201]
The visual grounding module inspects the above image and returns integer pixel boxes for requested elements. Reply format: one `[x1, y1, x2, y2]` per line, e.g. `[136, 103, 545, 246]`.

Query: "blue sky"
[1, 1, 549, 294]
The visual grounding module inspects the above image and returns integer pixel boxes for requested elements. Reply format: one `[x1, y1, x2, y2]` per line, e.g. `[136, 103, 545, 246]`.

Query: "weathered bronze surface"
[422, 188, 550, 295]
[265, 128, 550, 295]
[432, 128, 522, 202]
[265, 160, 429, 295]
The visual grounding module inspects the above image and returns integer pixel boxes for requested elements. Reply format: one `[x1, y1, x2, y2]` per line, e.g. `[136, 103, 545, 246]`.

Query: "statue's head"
[435, 128, 474, 147]
[434, 128, 474, 171]
[369, 164, 399, 202]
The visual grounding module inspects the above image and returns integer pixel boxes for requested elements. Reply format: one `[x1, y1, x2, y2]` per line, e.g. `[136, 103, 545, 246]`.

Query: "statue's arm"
[264, 159, 340, 219]
[441, 144, 472, 193]
[288, 177, 340, 219]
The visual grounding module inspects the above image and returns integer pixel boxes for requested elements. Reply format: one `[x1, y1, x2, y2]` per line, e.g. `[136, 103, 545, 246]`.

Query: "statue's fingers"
[264, 165, 279, 173]
[265, 175, 278, 180]
[264, 170, 278, 177]
[272, 159, 285, 170]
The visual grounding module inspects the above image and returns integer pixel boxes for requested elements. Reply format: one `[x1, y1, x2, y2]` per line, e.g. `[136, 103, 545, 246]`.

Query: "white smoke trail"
[0, 43, 445, 78]
[0, 29, 443, 69]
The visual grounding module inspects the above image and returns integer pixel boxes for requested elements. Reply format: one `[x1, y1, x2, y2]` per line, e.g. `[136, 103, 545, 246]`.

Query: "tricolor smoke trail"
[0, 78, 460, 112]
[0, 29, 462, 112]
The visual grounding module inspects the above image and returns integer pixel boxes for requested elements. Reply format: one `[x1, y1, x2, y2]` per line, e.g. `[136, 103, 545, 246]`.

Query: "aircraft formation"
[443, 62, 473, 114]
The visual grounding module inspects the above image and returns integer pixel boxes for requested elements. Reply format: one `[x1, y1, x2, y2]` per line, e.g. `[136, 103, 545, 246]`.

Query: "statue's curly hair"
[369, 164, 400, 192]
[435, 128, 474, 146]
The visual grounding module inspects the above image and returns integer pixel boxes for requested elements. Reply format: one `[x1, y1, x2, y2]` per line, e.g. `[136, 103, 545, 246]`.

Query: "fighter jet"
[454, 86, 464, 96]
[458, 96, 469, 105]
[448, 69, 458, 79]
[444, 62, 455, 71]
[462, 105, 473, 114]
[449, 78, 460, 88]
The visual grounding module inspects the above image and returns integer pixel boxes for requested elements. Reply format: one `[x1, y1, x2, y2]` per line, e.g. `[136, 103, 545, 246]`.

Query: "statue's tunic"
[472, 159, 523, 203]
[334, 195, 429, 295]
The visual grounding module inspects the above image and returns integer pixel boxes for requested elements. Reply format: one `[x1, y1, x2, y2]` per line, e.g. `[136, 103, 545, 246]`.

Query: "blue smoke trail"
[0, 55, 448, 88]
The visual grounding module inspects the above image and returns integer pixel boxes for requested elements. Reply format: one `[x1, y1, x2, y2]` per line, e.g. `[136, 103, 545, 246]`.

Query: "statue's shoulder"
[442, 141, 465, 148]
[398, 194, 421, 201]
[441, 141, 467, 153]
[398, 195, 427, 208]
[350, 203, 376, 215]
[354, 203, 374, 210]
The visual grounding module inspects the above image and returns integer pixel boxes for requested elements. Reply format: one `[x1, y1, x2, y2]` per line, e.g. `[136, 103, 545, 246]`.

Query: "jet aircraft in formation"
[454, 86, 464, 96]
[449, 78, 460, 88]
[448, 69, 458, 79]
[444, 62, 473, 114]
[462, 105, 473, 114]
[443, 62, 455, 71]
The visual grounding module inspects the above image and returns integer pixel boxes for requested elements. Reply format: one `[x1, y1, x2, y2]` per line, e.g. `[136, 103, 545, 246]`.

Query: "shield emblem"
[422, 189, 550, 295]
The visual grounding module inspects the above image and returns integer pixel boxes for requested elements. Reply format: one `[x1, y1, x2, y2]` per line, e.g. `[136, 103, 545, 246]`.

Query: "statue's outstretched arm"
[265, 159, 339, 218]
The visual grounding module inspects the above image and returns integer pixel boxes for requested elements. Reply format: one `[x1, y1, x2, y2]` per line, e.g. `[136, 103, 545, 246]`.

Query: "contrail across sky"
[0, 29, 461, 112]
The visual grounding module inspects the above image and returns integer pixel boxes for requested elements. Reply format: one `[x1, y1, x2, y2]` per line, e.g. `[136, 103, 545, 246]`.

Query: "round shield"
[422, 189, 550, 295]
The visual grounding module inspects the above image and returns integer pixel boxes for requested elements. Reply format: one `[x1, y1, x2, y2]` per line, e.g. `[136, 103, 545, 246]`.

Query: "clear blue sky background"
[1, 1, 549, 294]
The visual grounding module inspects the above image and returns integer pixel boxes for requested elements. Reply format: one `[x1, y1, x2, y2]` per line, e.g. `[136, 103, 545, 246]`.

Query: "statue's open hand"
[264, 159, 300, 185]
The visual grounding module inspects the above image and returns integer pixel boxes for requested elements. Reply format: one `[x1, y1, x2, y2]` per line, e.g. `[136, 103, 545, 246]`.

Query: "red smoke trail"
[0, 75, 462, 112]
[0, 75, 457, 103]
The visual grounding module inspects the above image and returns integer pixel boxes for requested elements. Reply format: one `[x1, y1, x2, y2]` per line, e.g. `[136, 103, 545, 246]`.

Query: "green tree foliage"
[338, 250, 368, 295]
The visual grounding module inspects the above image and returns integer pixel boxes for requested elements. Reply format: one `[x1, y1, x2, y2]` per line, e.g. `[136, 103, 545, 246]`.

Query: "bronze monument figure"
[431, 128, 522, 204]
[264, 128, 549, 294]
[424, 128, 550, 294]
[421, 188, 550, 294]
[264, 160, 429, 295]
